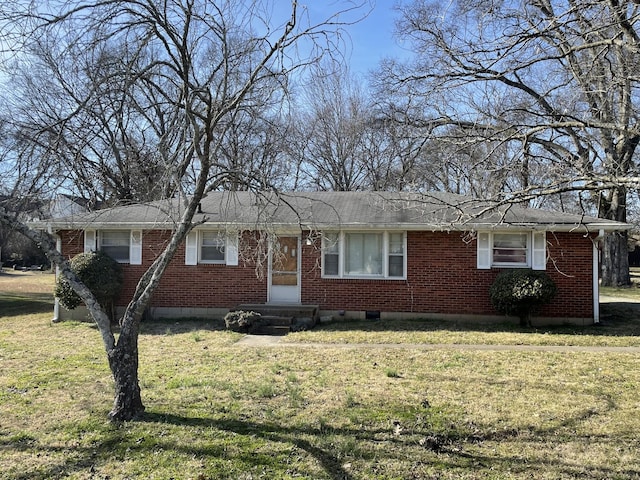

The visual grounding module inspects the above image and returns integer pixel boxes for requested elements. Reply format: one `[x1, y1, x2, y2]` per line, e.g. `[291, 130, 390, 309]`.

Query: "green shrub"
[54, 251, 123, 317]
[224, 310, 261, 333]
[489, 269, 557, 326]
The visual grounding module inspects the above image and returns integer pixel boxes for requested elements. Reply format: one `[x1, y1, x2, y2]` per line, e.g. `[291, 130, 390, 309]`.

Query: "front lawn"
[2, 273, 640, 479]
[285, 311, 640, 347]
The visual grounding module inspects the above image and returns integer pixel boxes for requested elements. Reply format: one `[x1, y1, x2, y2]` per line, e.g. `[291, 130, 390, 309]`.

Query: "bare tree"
[379, 0, 640, 285]
[287, 61, 372, 190]
[357, 114, 425, 191]
[4, 39, 170, 205]
[215, 108, 293, 191]
[0, 109, 58, 265]
[286, 61, 428, 192]
[0, 0, 367, 421]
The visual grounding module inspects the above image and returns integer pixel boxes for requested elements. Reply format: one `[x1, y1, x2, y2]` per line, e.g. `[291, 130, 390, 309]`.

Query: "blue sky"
[338, 1, 406, 74]
[273, 1, 408, 76]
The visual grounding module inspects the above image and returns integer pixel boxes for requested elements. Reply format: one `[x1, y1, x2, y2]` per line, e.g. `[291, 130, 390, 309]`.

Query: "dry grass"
[601, 267, 640, 301]
[2, 311, 640, 479]
[0, 270, 55, 316]
[0, 269, 56, 295]
[2, 270, 640, 478]
[285, 313, 640, 346]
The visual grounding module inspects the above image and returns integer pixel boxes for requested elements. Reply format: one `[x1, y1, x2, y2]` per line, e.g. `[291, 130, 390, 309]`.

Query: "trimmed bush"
[224, 310, 261, 333]
[489, 269, 557, 326]
[54, 251, 123, 318]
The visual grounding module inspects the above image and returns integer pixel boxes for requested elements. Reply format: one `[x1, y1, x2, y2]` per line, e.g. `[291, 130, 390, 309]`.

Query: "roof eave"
[37, 220, 632, 233]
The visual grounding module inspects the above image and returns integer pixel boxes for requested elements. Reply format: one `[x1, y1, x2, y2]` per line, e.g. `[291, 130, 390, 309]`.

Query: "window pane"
[493, 249, 527, 263]
[201, 232, 225, 262]
[494, 233, 527, 248]
[323, 233, 339, 253]
[324, 254, 339, 276]
[102, 246, 130, 262]
[201, 246, 225, 261]
[102, 231, 130, 246]
[346, 233, 382, 275]
[101, 231, 130, 262]
[388, 255, 403, 277]
[201, 231, 224, 246]
[322, 233, 339, 276]
[389, 233, 404, 254]
[493, 233, 528, 264]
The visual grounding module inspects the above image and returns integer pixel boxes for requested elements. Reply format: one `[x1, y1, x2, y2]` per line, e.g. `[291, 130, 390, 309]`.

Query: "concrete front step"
[249, 325, 292, 336]
[259, 315, 294, 327]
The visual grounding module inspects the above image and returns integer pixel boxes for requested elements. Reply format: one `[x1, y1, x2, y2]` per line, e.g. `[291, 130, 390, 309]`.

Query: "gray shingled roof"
[42, 191, 630, 232]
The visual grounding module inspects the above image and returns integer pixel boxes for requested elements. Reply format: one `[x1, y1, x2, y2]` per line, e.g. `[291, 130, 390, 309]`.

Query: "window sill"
[492, 263, 530, 269]
[321, 275, 406, 281]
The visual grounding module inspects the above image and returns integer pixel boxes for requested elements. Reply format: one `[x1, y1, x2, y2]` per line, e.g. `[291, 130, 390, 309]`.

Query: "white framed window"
[322, 231, 406, 279]
[477, 231, 546, 270]
[185, 230, 238, 266]
[101, 231, 130, 262]
[345, 232, 383, 275]
[200, 231, 225, 263]
[85, 229, 142, 265]
[388, 232, 405, 277]
[493, 233, 528, 265]
[323, 233, 340, 276]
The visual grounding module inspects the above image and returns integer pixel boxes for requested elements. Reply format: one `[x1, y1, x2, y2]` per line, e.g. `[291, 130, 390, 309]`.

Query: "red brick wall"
[57, 230, 267, 308]
[300, 231, 595, 319]
[147, 231, 267, 308]
[57, 229, 595, 319]
[58, 229, 84, 259]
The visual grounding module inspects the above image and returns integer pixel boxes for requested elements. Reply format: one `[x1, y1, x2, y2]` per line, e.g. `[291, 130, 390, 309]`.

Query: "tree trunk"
[519, 310, 532, 328]
[599, 187, 631, 287]
[602, 231, 631, 287]
[107, 331, 145, 421]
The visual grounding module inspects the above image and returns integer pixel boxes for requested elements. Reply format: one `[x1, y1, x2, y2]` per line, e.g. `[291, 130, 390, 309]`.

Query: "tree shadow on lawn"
[5, 401, 639, 480]
[598, 301, 640, 335]
[314, 301, 640, 338]
[1, 427, 125, 480]
[143, 412, 360, 480]
[139, 317, 227, 335]
[136, 410, 580, 479]
[43, 402, 640, 480]
[0, 293, 54, 317]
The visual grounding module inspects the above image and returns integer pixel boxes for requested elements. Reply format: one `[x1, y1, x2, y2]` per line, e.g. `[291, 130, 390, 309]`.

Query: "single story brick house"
[43, 191, 630, 325]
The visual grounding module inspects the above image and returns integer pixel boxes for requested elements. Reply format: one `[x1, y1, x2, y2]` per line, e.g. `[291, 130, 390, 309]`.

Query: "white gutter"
[48, 224, 61, 323]
[593, 229, 605, 324]
[37, 218, 633, 233]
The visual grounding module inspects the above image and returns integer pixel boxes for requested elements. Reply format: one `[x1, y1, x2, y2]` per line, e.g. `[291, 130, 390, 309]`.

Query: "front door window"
[272, 237, 298, 286]
[270, 236, 300, 303]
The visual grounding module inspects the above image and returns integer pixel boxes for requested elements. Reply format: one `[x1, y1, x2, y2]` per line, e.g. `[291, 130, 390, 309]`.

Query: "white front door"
[269, 236, 300, 303]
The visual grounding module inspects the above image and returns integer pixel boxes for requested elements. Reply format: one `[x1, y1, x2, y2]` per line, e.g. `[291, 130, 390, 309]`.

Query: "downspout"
[593, 229, 605, 324]
[49, 224, 61, 323]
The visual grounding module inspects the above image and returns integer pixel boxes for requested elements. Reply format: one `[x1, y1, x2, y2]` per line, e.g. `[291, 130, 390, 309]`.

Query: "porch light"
[305, 232, 321, 246]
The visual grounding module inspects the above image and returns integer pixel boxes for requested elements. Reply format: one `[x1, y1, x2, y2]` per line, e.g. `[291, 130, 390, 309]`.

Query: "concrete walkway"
[235, 335, 640, 353]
